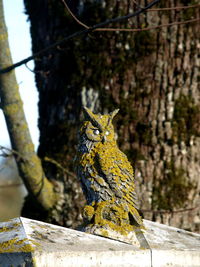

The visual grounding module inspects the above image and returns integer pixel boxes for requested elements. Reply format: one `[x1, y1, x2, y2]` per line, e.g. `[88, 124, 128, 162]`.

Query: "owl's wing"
[96, 148, 139, 210]
[96, 148, 143, 226]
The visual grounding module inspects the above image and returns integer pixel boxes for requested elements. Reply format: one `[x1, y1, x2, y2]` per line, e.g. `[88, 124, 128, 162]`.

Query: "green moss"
[152, 160, 195, 210]
[172, 95, 200, 145]
[0, 33, 8, 41]
[0, 223, 20, 233]
[0, 238, 36, 253]
[83, 205, 95, 221]
[3, 102, 23, 116]
[90, 199, 143, 236]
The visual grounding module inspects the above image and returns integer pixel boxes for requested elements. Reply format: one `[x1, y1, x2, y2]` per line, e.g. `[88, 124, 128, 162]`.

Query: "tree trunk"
[0, 0, 58, 216]
[24, 0, 200, 232]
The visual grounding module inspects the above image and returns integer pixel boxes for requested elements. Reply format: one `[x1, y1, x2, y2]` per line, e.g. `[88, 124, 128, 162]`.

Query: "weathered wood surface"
[0, 217, 200, 267]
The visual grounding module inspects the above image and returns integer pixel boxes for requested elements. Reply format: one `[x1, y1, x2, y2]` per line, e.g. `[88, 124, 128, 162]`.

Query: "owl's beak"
[102, 136, 106, 144]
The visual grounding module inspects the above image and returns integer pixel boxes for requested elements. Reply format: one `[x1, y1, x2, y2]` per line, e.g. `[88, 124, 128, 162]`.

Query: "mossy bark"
[0, 0, 57, 212]
[24, 0, 200, 231]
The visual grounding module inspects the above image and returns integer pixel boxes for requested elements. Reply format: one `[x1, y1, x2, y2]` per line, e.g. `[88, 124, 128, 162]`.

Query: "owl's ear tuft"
[110, 109, 119, 120]
[82, 107, 103, 131]
[83, 106, 95, 121]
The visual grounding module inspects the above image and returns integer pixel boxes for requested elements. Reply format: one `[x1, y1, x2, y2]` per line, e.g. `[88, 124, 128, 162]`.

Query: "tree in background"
[1, 0, 162, 227]
[22, 0, 200, 231]
[1, 0, 199, 231]
[0, 0, 58, 220]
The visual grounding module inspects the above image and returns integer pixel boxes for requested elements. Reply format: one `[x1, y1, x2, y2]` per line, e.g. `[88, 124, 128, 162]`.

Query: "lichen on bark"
[0, 0, 58, 213]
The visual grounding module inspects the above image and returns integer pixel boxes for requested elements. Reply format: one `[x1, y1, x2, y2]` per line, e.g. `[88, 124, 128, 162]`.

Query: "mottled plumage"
[75, 107, 143, 229]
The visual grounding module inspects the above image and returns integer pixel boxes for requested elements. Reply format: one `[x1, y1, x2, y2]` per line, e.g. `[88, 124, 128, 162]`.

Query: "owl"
[75, 107, 143, 233]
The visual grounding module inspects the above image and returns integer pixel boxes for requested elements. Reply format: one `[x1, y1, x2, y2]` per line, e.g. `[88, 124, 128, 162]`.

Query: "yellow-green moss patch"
[0, 238, 40, 253]
[0, 223, 21, 233]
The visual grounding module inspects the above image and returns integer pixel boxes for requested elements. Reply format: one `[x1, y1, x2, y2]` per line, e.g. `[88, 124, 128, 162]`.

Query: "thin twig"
[95, 18, 200, 32]
[44, 156, 76, 178]
[61, 0, 89, 29]
[149, 4, 200, 11]
[25, 62, 35, 73]
[0, 145, 13, 157]
[0, 0, 160, 74]
[61, 0, 200, 33]
[0, 145, 24, 159]
[141, 206, 198, 214]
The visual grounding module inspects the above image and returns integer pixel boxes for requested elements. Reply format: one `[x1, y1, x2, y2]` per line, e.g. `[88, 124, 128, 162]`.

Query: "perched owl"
[75, 107, 143, 234]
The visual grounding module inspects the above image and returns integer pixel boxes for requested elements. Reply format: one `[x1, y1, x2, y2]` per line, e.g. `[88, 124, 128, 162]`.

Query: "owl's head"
[81, 107, 119, 143]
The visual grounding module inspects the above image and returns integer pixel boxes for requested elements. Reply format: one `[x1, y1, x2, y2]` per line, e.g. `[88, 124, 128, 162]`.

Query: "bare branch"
[1, 0, 199, 74]
[0, 0, 160, 74]
[141, 206, 198, 214]
[95, 18, 200, 32]
[44, 156, 76, 178]
[61, 0, 89, 29]
[149, 4, 200, 11]
[25, 62, 35, 73]
[0, 145, 24, 159]
[61, 0, 199, 33]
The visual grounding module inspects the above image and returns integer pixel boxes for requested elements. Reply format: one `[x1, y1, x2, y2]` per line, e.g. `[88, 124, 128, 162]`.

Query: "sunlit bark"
[0, 0, 58, 212]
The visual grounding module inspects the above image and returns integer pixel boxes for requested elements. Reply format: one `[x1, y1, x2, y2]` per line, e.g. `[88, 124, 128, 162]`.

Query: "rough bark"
[24, 0, 200, 232]
[0, 0, 58, 213]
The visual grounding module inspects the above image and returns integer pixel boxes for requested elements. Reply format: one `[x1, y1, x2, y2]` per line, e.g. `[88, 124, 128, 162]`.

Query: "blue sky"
[0, 0, 39, 149]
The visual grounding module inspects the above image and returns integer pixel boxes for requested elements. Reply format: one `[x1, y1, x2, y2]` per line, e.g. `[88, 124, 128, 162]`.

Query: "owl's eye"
[93, 129, 100, 135]
[105, 130, 110, 136]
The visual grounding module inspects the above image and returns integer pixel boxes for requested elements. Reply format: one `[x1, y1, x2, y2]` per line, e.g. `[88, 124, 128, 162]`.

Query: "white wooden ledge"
[0, 217, 200, 267]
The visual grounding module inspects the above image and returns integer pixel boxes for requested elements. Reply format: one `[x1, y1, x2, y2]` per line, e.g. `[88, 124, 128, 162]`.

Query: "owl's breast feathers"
[96, 142, 139, 209]
[75, 143, 110, 203]
[76, 107, 143, 230]
[76, 140, 142, 225]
